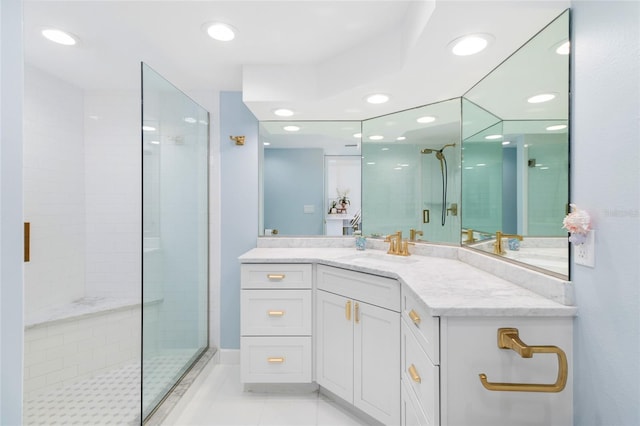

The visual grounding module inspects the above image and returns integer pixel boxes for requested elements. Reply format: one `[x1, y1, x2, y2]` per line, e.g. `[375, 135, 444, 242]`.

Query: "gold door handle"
[355, 302, 360, 324]
[408, 309, 421, 325]
[267, 310, 285, 317]
[408, 364, 421, 383]
[24, 222, 30, 262]
[267, 273, 285, 280]
[267, 357, 285, 364]
[345, 300, 352, 321]
[479, 328, 568, 393]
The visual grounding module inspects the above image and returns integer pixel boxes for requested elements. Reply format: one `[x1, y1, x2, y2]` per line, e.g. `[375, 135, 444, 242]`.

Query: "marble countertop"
[239, 245, 577, 318]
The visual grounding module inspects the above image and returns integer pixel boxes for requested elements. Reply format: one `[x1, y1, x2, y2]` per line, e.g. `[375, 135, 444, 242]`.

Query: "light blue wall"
[571, 2, 640, 425]
[264, 148, 324, 235]
[219, 92, 259, 349]
[1, 0, 24, 423]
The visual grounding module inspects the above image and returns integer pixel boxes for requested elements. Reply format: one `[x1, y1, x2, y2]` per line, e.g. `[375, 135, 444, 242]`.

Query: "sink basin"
[338, 251, 419, 265]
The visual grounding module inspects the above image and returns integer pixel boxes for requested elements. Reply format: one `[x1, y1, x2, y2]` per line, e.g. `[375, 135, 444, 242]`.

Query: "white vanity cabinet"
[240, 263, 313, 383]
[400, 285, 574, 426]
[315, 265, 401, 425]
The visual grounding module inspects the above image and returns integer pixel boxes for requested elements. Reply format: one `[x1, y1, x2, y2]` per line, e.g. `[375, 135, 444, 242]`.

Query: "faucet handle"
[400, 240, 415, 256]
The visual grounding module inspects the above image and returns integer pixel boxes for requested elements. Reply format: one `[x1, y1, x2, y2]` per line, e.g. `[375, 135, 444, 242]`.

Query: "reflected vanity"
[258, 10, 570, 279]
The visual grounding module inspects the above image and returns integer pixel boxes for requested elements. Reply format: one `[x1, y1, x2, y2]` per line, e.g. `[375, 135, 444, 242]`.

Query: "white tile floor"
[161, 362, 371, 426]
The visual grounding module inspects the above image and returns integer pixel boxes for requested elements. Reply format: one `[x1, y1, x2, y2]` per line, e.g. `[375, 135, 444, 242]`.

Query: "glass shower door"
[141, 63, 209, 419]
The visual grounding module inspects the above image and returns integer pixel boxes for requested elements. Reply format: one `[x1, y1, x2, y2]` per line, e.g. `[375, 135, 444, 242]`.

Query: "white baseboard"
[218, 348, 240, 364]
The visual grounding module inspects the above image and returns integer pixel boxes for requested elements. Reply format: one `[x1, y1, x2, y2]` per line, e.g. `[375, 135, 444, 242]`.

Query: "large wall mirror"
[259, 121, 362, 236]
[361, 99, 462, 244]
[258, 10, 570, 279]
[461, 10, 570, 278]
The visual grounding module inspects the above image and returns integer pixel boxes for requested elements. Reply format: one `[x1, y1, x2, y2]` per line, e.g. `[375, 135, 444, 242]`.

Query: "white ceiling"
[23, 0, 570, 121]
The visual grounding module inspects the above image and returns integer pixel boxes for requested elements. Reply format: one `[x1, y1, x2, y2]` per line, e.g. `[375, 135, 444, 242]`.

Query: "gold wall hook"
[479, 327, 568, 392]
[230, 135, 245, 145]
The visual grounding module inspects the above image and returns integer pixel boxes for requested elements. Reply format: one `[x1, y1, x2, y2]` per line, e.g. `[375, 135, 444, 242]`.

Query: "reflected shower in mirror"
[461, 10, 570, 278]
[259, 121, 362, 236]
[362, 99, 462, 244]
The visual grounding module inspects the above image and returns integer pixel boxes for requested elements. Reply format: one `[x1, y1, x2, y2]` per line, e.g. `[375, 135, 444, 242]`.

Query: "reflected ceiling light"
[396, 136, 406, 141]
[450, 34, 492, 56]
[416, 116, 436, 124]
[41, 28, 78, 46]
[366, 162, 376, 165]
[476, 163, 487, 167]
[283, 125, 300, 132]
[502, 141, 511, 145]
[546, 124, 567, 131]
[184, 117, 197, 123]
[273, 108, 294, 117]
[263, 142, 271, 146]
[369, 135, 384, 140]
[556, 41, 570, 55]
[353, 133, 362, 138]
[365, 94, 390, 104]
[540, 166, 550, 170]
[381, 148, 390, 151]
[205, 22, 236, 41]
[394, 167, 403, 170]
[465, 166, 474, 170]
[528, 93, 556, 103]
[142, 125, 156, 132]
[484, 134, 502, 140]
[150, 140, 160, 145]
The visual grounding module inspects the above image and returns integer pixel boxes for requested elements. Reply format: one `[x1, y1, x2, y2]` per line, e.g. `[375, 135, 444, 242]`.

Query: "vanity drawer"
[241, 289, 312, 336]
[240, 336, 312, 383]
[241, 263, 312, 289]
[401, 379, 431, 426]
[402, 318, 440, 426]
[402, 286, 439, 364]
[316, 264, 400, 312]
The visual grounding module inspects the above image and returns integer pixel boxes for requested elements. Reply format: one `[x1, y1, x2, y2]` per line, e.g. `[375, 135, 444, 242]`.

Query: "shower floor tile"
[23, 350, 196, 426]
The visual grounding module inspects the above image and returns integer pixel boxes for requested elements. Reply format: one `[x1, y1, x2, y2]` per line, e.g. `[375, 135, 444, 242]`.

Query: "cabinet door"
[354, 301, 400, 425]
[316, 290, 354, 403]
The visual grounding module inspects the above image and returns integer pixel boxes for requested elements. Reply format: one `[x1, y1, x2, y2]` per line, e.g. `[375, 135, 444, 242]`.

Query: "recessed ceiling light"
[41, 28, 78, 46]
[353, 133, 362, 138]
[365, 94, 390, 104]
[546, 124, 567, 131]
[273, 108, 294, 117]
[450, 34, 492, 56]
[205, 22, 236, 41]
[485, 134, 502, 140]
[555, 41, 570, 55]
[416, 116, 436, 124]
[283, 125, 300, 132]
[528, 93, 556, 103]
[369, 135, 384, 141]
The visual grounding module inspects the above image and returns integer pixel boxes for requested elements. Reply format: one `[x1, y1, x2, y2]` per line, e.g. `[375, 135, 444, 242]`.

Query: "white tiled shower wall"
[23, 65, 141, 396]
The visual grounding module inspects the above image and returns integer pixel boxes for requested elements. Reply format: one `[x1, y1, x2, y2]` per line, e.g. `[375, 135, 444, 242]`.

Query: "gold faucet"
[384, 231, 403, 255]
[493, 231, 523, 255]
[463, 228, 476, 244]
[409, 228, 423, 242]
[399, 239, 415, 256]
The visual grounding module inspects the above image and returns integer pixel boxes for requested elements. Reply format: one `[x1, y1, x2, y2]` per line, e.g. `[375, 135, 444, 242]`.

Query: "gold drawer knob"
[268, 357, 285, 364]
[267, 310, 285, 317]
[408, 364, 421, 383]
[408, 309, 421, 325]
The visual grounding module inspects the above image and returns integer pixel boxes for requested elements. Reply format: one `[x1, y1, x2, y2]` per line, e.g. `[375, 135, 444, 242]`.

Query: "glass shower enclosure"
[141, 63, 209, 420]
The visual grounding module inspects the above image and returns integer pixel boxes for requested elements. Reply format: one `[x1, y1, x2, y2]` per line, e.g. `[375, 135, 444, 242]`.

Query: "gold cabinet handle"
[479, 328, 568, 393]
[345, 300, 352, 321]
[267, 310, 285, 317]
[355, 302, 360, 324]
[267, 273, 285, 280]
[267, 357, 285, 364]
[408, 309, 421, 325]
[408, 364, 421, 383]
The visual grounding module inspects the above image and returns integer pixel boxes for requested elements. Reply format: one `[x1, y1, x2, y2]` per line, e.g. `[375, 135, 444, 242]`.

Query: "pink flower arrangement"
[562, 204, 591, 244]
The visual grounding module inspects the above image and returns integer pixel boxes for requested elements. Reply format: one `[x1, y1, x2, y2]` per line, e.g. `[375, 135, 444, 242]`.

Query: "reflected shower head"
[421, 148, 435, 154]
